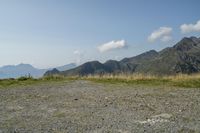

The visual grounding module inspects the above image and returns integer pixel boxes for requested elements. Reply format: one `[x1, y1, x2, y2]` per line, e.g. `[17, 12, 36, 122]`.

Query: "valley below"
[0, 80, 200, 133]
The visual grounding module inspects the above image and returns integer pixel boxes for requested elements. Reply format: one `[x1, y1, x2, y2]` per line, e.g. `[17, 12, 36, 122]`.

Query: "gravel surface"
[0, 80, 200, 133]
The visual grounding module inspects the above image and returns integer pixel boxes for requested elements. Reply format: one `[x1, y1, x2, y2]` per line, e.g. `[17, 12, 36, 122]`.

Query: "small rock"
[109, 102, 113, 104]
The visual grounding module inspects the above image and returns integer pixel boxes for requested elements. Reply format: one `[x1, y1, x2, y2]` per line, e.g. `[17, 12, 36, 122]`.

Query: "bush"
[17, 76, 33, 81]
[43, 75, 65, 80]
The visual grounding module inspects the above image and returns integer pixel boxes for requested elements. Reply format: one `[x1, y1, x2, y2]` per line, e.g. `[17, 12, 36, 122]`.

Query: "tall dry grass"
[81, 73, 200, 88]
[83, 73, 200, 81]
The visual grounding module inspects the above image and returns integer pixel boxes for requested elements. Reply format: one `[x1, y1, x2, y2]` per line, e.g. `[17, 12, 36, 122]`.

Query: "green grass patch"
[172, 79, 200, 88]
[0, 76, 75, 89]
[86, 78, 171, 87]
[1, 74, 200, 89]
[84, 76, 200, 88]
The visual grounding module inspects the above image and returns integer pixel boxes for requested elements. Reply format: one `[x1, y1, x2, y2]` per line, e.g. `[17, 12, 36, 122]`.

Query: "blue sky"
[0, 0, 200, 68]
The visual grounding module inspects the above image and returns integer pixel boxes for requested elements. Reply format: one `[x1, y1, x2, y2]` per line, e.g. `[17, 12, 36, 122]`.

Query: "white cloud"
[180, 20, 200, 33]
[160, 36, 172, 42]
[98, 40, 127, 53]
[73, 50, 80, 55]
[73, 50, 82, 65]
[148, 27, 173, 42]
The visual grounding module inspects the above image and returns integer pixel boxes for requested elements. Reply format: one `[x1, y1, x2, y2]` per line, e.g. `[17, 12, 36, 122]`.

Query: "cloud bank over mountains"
[98, 20, 200, 55]
[147, 20, 200, 43]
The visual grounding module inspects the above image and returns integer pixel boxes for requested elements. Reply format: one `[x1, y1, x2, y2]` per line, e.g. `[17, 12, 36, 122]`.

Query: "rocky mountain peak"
[173, 36, 200, 51]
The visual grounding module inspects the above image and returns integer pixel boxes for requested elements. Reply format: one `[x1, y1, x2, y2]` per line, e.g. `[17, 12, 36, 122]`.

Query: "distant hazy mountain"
[44, 68, 60, 76]
[0, 63, 46, 79]
[56, 63, 76, 71]
[0, 63, 76, 79]
[45, 36, 200, 76]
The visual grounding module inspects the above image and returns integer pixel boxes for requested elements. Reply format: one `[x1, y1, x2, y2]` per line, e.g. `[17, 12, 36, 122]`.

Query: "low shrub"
[17, 76, 33, 81]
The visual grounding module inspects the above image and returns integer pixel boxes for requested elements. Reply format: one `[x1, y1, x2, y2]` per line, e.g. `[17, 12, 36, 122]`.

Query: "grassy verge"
[0, 75, 77, 89]
[1, 74, 200, 88]
[81, 74, 200, 88]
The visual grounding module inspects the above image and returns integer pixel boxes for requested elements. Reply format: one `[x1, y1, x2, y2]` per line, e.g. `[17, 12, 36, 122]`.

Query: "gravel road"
[0, 80, 200, 133]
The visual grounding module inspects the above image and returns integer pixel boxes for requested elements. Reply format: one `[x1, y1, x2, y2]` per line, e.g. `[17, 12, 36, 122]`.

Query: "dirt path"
[0, 80, 200, 133]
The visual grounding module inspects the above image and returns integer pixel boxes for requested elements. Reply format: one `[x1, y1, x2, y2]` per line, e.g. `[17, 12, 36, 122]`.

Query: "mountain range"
[0, 63, 76, 79]
[44, 36, 200, 76]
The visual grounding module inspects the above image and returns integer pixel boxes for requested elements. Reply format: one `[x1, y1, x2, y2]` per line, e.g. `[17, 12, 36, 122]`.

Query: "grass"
[81, 73, 200, 88]
[0, 75, 76, 89]
[1, 73, 200, 88]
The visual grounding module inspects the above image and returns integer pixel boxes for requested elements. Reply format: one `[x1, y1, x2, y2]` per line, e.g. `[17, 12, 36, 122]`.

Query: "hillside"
[45, 36, 200, 76]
